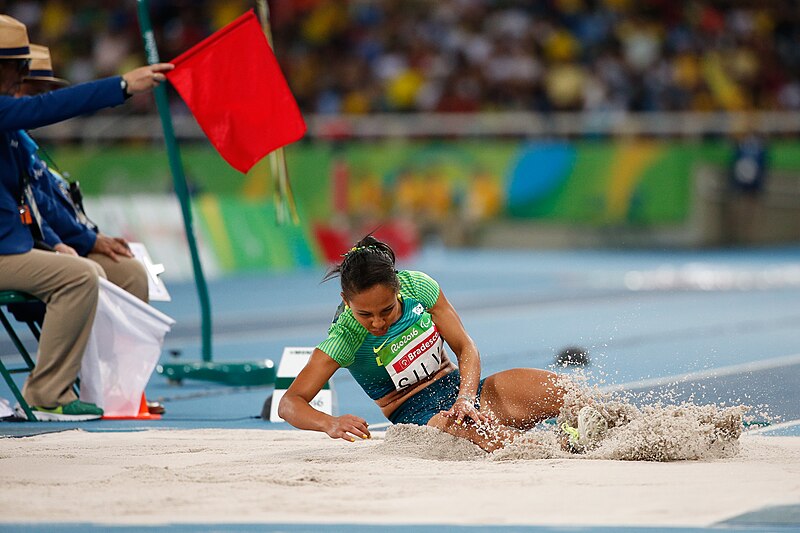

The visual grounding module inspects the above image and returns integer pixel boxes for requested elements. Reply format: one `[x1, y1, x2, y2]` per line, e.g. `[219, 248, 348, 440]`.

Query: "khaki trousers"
[0, 249, 100, 407]
[88, 253, 149, 303]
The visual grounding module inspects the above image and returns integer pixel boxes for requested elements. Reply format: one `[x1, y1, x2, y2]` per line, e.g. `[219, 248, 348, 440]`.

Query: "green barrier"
[48, 139, 800, 227]
[196, 195, 319, 273]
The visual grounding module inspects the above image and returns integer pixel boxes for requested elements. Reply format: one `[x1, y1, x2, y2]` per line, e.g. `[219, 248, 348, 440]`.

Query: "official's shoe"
[16, 400, 103, 421]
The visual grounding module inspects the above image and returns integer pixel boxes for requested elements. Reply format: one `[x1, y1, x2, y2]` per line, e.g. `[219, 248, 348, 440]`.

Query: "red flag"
[166, 10, 306, 173]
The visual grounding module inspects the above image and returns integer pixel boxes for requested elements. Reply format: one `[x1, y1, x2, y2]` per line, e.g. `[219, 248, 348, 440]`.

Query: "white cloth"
[0, 397, 13, 418]
[79, 278, 175, 416]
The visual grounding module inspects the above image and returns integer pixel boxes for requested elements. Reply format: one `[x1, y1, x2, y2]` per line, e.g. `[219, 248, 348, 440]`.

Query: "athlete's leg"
[478, 368, 566, 430]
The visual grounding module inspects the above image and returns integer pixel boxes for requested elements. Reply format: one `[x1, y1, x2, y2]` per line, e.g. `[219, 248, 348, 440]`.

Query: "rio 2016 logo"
[390, 327, 420, 353]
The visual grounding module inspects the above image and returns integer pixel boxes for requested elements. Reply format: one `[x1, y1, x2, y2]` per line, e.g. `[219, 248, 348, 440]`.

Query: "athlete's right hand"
[326, 414, 371, 442]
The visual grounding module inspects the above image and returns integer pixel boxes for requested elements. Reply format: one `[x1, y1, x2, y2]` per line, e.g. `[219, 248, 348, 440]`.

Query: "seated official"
[0, 14, 172, 421]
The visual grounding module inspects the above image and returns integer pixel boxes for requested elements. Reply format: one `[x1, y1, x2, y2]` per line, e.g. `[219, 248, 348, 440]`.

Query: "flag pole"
[135, 0, 275, 386]
[256, 0, 300, 225]
[136, 0, 212, 362]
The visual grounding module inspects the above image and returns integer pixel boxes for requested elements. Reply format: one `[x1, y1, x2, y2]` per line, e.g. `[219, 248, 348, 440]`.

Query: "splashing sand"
[380, 377, 749, 462]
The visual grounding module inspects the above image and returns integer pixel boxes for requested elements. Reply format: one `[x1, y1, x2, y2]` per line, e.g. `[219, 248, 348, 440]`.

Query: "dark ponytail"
[323, 235, 399, 299]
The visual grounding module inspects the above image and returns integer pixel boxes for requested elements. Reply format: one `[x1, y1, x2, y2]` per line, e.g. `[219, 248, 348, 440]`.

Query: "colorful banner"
[50, 138, 800, 276]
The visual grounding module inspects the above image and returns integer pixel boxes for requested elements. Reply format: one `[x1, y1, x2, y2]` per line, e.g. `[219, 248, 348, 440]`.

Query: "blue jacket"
[18, 131, 98, 256]
[0, 77, 124, 255]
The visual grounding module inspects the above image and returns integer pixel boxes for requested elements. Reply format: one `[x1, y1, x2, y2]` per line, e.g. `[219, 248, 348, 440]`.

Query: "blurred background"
[4, 0, 800, 280]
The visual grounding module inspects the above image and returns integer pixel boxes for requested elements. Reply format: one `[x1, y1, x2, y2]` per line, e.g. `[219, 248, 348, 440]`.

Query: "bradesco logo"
[392, 328, 440, 373]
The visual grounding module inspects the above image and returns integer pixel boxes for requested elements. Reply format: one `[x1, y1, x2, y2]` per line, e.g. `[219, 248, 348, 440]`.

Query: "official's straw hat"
[0, 15, 34, 59]
[25, 44, 69, 86]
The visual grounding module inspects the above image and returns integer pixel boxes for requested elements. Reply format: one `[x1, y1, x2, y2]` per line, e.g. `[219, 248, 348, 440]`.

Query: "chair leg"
[0, 356, 36, 421]
[26, 320, 41, 341]
[0, 310, 37, 421]
[0, 310, 37, 374]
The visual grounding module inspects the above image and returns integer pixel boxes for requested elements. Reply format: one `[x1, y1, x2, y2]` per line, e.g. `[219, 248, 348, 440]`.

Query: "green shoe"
[561, 422, 581, 445]
[30, 400, 104, 422]
[561, 406, 609, 453]
[561, 422, 583, 452]
[577, 405, 608, 446]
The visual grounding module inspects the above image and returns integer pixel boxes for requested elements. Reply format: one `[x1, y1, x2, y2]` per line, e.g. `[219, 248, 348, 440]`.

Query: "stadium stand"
[2, 0, 800, 116]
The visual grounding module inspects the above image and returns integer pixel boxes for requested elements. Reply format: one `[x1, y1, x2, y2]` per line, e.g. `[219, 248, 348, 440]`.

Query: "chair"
[0, 290, 42, 421]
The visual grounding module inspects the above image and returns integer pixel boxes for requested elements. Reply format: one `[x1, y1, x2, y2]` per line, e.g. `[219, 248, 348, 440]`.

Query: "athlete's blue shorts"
[387, 370, 486, 426]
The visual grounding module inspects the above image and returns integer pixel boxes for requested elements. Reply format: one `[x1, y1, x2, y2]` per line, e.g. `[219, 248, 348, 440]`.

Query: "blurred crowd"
[4, 0, 800, 114]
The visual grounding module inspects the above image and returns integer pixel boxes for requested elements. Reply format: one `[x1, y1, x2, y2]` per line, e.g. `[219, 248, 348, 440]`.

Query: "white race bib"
[374, 312, 445, 391]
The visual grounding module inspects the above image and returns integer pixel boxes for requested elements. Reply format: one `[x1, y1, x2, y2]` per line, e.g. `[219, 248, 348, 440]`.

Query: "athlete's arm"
[278, 349, 371, 442]
[428, 290, 487, 424]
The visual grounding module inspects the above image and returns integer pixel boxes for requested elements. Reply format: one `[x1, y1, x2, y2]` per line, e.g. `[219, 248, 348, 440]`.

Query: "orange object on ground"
[102, 393, 162, 420]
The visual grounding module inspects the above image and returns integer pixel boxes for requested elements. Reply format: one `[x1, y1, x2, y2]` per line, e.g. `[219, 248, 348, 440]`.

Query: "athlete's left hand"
[441, 397, 490, 426]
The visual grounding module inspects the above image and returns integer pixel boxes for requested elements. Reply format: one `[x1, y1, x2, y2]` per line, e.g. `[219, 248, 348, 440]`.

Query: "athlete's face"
[344, 283, 401, 337]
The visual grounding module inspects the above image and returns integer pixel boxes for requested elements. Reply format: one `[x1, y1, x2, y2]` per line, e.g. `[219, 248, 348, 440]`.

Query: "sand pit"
[0, 427, 798, 527]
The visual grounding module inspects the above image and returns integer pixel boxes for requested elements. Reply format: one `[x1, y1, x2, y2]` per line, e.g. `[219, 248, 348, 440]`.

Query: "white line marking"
[601, 352, 800, 392]
[746, 419, 800, 435]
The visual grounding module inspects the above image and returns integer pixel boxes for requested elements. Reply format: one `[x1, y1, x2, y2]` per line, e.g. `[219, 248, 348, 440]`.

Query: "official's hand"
[122, 63, 174, 94]
[92, 233, 132, 262]
[325, 414, 371, 442]
[54, 243, 78, 256]
[441, 396, 489, 426]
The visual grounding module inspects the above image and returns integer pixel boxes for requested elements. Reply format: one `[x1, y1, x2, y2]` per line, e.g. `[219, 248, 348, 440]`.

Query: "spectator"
[3, 1, 800, 116]
[723, 125, 769, 245]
